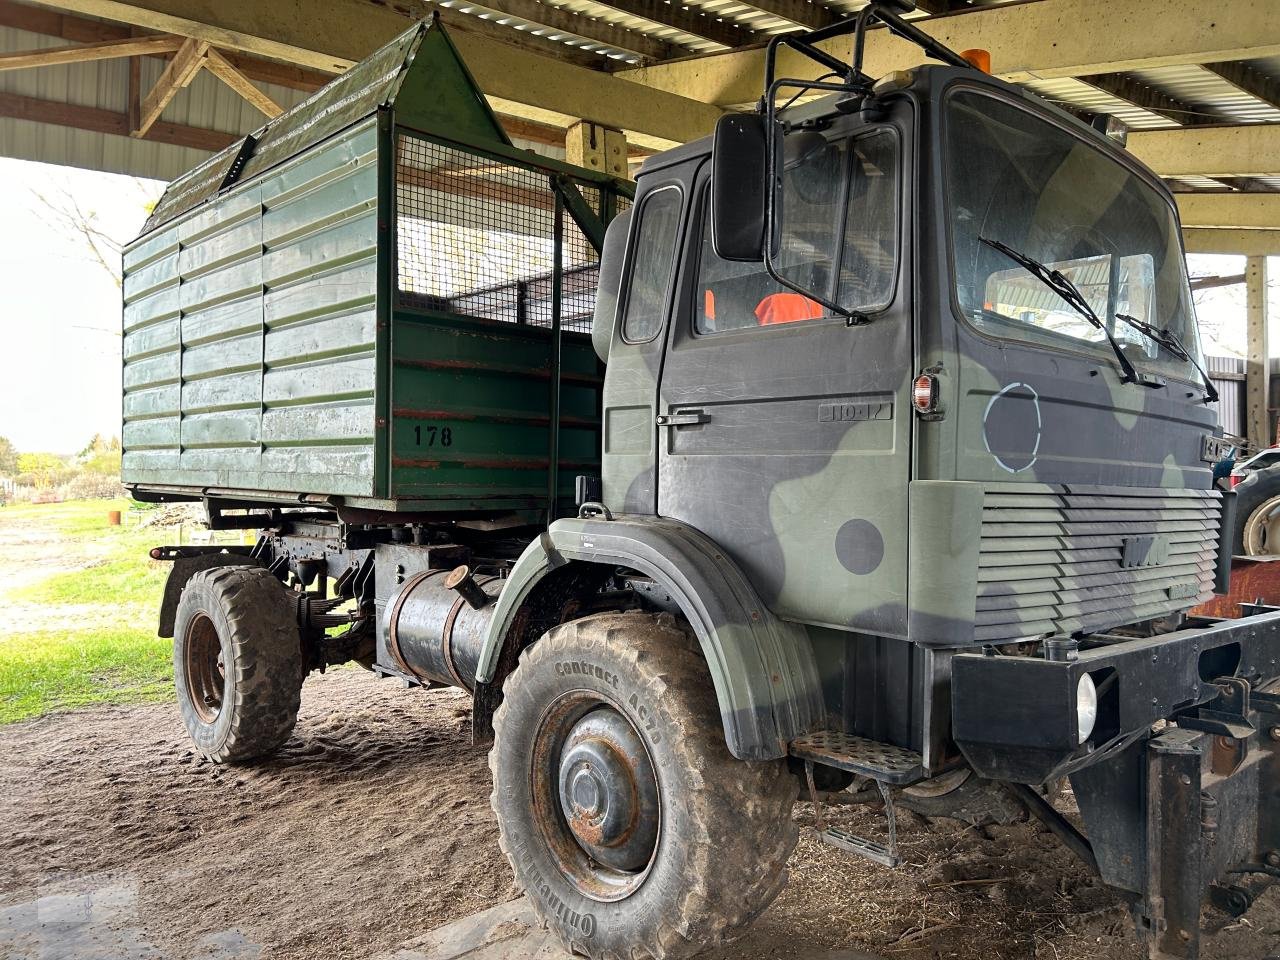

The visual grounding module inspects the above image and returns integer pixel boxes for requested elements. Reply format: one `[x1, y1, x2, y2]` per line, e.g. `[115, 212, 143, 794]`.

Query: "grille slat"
[974, 485, 1221, 641]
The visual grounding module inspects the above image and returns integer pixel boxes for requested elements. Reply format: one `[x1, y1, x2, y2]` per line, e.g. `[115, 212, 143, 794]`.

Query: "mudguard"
[476, 514, 824, 761]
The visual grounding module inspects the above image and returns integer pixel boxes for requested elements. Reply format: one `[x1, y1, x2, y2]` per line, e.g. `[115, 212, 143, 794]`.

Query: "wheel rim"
[902, 767, 971, 799]
[532, 693, 660, 902]
[1244, 494, 1280, 556]
[184, 612, 225, 724]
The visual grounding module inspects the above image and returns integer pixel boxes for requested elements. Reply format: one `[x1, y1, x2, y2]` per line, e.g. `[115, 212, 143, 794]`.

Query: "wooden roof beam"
[0, 87, 235, 150]
[0, 33, 182, 70]
[0, 0, 331, 92]
[33, 0, 723, 145]
[134, 35, 207, 137]
[203, 47, 283, 117]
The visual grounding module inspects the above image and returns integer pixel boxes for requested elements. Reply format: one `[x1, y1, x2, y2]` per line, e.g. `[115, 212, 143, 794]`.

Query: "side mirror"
[711, 113, 768, 262]
[591, 208, 631, 363]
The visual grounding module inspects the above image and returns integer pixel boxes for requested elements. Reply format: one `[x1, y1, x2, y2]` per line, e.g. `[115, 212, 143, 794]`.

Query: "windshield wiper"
[978, 236, 1139, 385]
[1114, 313, 1219, 403]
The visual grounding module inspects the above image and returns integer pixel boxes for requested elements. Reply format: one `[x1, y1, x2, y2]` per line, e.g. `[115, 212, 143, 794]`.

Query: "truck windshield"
[946, 89, 1203, 381]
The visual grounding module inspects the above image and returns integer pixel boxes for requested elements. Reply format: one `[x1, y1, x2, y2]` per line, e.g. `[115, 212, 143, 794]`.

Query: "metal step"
[789, 730, 924, 785]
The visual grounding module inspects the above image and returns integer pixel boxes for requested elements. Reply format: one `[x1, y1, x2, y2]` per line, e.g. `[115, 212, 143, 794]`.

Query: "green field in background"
[0, 499, 175, 723]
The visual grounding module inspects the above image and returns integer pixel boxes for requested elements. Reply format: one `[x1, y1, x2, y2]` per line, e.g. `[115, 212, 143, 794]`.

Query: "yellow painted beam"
[620, 0, 1280, 107]
[1177, 193, 1280, 231]
[1129, 125, 1280, 179]
[1183, 228, 1280, 257]
[29, 0, 719, 145]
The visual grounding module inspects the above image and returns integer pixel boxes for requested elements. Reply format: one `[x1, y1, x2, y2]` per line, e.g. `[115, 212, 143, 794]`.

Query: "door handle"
[656, 410, 710, 427]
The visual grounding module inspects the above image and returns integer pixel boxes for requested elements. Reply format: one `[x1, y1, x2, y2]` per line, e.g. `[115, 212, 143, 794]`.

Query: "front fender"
[477, 515, 823, 760]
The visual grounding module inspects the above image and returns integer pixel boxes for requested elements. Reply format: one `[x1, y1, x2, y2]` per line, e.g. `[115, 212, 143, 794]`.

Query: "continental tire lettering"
[554, 660, 619, 689]
[627, 692, 662, 745]
[512, 837, 598, 939]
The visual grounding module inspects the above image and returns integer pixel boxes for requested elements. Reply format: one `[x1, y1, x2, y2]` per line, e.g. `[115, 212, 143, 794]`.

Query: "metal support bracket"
[1181, 676, 1255, 740]
[1140, 729, 1205, 960]
[804, 760, 901, 868]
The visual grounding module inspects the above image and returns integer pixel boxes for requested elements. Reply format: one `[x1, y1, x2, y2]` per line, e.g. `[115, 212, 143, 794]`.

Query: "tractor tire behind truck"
[173, 565, 305, 764]
[491, 611, 798, 960]
[1232, 462, 1280, 556]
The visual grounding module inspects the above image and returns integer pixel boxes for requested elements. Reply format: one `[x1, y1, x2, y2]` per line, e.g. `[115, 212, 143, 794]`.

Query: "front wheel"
[490, 611, 798, 960]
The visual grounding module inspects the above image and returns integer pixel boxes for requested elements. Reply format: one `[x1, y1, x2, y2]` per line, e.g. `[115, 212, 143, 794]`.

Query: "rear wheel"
[490, 611, 797, 960]
[173, 565, 304, 764]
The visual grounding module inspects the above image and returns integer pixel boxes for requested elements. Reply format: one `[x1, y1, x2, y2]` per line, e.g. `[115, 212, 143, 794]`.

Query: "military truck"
[123, 5, 1278, 959]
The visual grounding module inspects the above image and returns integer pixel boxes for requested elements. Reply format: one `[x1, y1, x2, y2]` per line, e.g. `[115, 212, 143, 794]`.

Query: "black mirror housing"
[711, 113, 768, 263]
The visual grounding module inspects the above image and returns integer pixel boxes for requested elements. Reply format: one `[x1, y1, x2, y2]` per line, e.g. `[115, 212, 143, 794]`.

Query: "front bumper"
[951, 607, 1280, 784]
[952, 611, 1280, 959]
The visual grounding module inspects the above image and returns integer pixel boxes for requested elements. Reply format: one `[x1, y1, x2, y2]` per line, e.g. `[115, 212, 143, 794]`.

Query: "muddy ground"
[2, 670, 1277, 960]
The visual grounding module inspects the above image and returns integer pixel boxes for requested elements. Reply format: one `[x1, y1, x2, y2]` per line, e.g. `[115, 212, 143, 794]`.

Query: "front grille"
[974, 483, 1220, 643]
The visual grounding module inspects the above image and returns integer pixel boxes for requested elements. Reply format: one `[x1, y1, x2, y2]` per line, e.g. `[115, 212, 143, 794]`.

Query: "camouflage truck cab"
[135, 7, 1277, 960]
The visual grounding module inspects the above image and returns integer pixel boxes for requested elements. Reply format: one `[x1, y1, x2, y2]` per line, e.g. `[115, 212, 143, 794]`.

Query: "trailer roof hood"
[136, 16, 510, 238]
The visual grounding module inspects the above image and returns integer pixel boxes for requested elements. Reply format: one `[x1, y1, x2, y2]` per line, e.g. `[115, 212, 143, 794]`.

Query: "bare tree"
[30, 179, 159, 290]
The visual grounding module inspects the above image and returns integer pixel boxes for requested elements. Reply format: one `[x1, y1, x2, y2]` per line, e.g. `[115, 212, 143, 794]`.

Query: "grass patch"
[2, 497, 143, 536]
[17, 552, 169, 606]
[0, 498, 183, 723]
[0, 628, 173, 724]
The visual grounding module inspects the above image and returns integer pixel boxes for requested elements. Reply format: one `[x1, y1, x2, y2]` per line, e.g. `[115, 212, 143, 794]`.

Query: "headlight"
[1076, 673, 1098, 744]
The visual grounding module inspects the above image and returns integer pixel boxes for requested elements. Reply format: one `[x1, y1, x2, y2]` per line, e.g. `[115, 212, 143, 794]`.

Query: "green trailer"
[122, 19, 629, 518]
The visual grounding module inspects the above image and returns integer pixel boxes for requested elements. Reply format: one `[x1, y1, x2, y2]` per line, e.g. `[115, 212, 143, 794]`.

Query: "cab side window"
[695, 189, 801, 333]
[697, 128, 898, 333]
[621, 186, 683, 343]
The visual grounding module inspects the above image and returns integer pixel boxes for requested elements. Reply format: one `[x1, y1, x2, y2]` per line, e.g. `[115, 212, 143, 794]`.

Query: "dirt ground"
[2, 670, 1277, 960]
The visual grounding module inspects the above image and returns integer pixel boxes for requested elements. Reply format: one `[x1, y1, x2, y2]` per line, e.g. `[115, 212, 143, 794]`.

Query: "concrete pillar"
[1246, 255, 1270, 449]
[566, 121, 629, 179]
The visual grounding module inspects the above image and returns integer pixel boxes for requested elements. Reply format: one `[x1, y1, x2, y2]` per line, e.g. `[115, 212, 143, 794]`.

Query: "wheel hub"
[556, 707, 659, 872]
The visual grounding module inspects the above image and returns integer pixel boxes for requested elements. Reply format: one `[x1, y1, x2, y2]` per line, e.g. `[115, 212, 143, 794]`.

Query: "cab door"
[656, 121, 913, 636]
[600, 161, 698, 515]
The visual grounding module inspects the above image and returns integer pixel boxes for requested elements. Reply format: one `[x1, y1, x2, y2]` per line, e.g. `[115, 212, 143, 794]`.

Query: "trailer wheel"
[173, 565, 304, 764]
[490, 611, 797, 960]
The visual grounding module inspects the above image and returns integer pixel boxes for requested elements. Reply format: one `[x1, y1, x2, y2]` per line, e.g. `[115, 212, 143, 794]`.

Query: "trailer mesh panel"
[396, 134, 612, 333]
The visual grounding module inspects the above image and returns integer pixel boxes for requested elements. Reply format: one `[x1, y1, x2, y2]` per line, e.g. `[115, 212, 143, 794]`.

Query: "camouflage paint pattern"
[491, 64, 1225, 762]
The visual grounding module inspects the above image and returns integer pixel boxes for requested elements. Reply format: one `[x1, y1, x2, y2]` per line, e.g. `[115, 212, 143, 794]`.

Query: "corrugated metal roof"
[1129, 63, 1280, 125]
[1019, 76, 1178, 130]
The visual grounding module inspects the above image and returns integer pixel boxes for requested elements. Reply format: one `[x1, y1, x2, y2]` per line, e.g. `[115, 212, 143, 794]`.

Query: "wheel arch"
[474, 515, 823, 761]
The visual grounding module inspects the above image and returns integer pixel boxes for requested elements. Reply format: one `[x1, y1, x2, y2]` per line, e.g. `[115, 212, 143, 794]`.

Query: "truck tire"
[173, 565, 304, 764]
[490, 611, 798, 960]
[1233, 463, 1280, 556]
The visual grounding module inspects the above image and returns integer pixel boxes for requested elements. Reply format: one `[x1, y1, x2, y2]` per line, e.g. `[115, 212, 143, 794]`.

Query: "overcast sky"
[0, 156, 1274, 456]
[1, 158, 162, 454]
